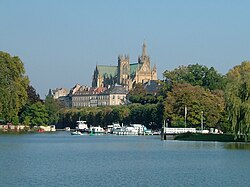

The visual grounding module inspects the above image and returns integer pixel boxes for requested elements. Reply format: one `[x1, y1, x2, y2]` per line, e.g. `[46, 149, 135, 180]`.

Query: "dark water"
[1, 132, 250, 187]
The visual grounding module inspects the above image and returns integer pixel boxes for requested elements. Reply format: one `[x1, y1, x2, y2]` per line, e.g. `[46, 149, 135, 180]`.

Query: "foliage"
[163, 64, 225, 91]
[45, 95, 60, 125]
[127, 83, 159, 104]
[27, 85, 41, 104]
[127, 83, 146, 103]
[56, 104, 163, 130]
[225, 61, 250, 141]
[0, 51, 29, 123]
[20, 102, 48, 126]
[164, 83, 226, 129]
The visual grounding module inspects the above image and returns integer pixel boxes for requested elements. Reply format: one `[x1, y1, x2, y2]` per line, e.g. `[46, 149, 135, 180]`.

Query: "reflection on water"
[1, 132, 250, 187]
[224, 142, 250, 150]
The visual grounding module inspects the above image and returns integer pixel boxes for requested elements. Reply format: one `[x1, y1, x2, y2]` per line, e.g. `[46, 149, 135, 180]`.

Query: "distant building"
[48, 88, 69, 99]
[99, 85, 128, 106]
[48, 88, 70, 107]
[92, 43, 157, 90]
[71, 85, 128, 108]
[71, 85, 106, 107]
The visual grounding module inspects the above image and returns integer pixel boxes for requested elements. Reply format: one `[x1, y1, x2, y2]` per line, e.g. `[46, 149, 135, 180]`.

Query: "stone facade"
[48, 88, 70, 107]
[92, 43, 157, 90]
[71, 85, 128, 108]
[48, 88, 69, 99]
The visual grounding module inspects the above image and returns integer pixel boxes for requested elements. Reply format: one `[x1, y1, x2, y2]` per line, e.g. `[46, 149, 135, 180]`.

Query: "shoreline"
[174, 132, 248, 143]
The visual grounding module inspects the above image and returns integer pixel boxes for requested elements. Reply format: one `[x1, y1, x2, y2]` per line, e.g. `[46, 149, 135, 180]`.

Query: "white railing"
[165, 128, 196, 134]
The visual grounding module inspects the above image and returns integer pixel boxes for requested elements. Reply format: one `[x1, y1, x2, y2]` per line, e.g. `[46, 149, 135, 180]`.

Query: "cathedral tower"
[118, 55, 130, 88]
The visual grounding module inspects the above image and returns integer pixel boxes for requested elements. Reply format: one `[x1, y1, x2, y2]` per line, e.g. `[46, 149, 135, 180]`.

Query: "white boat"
[65, 127, 71, 131]
[107, 123, 121, 134]
[71, 131, 83, 135]
[113, 126, 138, 135]
[89, 126, 105, 134]
[76, 121, 89, 133]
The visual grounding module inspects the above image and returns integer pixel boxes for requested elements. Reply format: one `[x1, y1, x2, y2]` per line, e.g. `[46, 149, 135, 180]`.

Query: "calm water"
[1, 132, 250, 187]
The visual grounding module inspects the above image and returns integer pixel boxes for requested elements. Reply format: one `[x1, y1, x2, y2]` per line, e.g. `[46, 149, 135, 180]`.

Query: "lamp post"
[184, 106, 187, 128]
[201, 111, 204, 131]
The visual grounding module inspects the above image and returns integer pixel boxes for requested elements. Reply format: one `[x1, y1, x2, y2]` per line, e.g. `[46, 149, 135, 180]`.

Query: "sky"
[1, 0, 250, 98]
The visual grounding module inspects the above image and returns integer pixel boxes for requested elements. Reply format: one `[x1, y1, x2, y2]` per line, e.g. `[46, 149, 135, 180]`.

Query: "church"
[92, 43, 157, 90]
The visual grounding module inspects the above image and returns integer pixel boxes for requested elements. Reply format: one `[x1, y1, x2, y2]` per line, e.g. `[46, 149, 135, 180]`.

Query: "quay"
[161, 127, 196, 140]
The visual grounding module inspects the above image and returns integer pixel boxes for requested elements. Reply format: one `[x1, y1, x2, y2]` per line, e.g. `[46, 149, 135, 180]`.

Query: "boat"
[71, 131, 83, 135]
[107, 123, 121, 134]
[89, 126, 105, 135]
[76, 121, 89, 133]
[113, 126, 138, 135]
[65, 127, 70, 131]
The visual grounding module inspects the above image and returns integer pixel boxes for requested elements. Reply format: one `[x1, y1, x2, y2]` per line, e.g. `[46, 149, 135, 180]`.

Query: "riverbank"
[174, 132, 247, 142]
[0, 130, 31, 135]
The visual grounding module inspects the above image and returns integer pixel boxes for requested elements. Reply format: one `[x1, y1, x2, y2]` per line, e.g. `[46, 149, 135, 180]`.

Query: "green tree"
[110, 107, 122, 123]
[45, 95, 60, 125]
[0, 51, 29, 123]
[27, 85, 41, 104]
[163, 64, 225, 91]
[21, 102, 48, 126]
[225, 61, 250, 141]
[164, 83, 225, 129]
[96, 110, 104, 127]
[127, 83, 146, 103]
[127, 83, 158, 104]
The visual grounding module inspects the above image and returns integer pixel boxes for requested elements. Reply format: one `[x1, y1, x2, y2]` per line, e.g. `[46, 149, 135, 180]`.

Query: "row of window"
[72, 95, 126, 101]
[72, 101, 108, 107]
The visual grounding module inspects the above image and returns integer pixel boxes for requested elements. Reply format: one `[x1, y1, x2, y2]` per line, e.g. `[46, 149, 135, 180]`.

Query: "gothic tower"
[118, 55, 130, 88]
[138, 42, 150, 67]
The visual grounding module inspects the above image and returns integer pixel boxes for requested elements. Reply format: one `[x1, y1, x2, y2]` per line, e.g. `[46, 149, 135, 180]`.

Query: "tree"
[27, 85, 41, 104]
[0, 51, 29, 123]
[163, 64, 225, 91]
[127, 83, 158, 104]
[225, 61, 250, 141]
[127, 83, 146, 103]
[164, 83, 225, 129]
[45, 95, 60, 125]
[20, 102, 48, 126]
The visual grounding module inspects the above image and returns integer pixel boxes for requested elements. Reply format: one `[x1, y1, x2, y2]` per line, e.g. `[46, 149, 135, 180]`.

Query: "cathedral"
[92, 43, 157, 90]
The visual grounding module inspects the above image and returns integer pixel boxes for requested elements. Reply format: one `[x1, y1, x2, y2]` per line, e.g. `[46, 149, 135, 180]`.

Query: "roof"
[103, 85, 128, 95]
[96, 65, 117, 77]
[130, 63, 142, 78]
[144, 80, 162, 94]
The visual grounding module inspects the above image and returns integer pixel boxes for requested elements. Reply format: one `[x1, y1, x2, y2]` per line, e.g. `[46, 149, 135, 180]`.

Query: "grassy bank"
[174, 132, 246, 142]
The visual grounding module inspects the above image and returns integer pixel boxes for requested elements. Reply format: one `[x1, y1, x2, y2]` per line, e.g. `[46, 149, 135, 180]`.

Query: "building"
[92, 43, 157, 90]
[48, 88, 70, 107]
[144, 80, 163, 95]
[48, 88, 69, 99]
[71, 85, 128, 108]
[71, 85, 106, 107]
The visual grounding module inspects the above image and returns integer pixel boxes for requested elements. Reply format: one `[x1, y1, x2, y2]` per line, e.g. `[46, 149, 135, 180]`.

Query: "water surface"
[0, 132, 250, 187]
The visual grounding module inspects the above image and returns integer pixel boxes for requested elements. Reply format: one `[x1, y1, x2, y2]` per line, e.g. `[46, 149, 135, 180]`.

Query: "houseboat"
[89, 126, 105, 135]
[76, 121, 89, 133]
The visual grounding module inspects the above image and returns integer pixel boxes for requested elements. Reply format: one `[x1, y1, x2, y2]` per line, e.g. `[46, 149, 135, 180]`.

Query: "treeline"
[1, 51, 250, 141]
[58, 104, 163, 130]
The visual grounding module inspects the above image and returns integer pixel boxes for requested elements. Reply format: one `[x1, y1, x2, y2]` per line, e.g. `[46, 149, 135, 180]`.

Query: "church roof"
[130, 63, 142, 76]
[96, 63, 141, 78]
[96, 65, 117, 77]
[130, 63, 138, 74]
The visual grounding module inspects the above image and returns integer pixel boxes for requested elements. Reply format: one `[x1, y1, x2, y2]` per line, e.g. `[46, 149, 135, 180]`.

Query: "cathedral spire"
[142, 42, 147, 57]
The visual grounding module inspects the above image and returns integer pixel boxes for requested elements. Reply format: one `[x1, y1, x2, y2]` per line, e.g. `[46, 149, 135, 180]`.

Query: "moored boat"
[76, 121, 89, 133]
[71, 131, 83, 135]
[89, 126, 105, 135]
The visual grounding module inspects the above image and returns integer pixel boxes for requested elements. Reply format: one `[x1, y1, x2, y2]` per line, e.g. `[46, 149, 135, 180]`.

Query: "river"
[0, 132, 250, 187]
